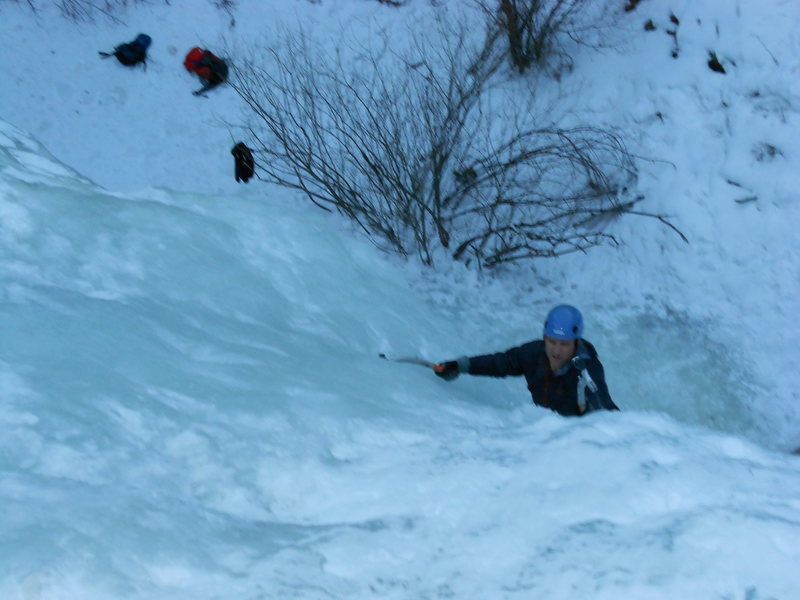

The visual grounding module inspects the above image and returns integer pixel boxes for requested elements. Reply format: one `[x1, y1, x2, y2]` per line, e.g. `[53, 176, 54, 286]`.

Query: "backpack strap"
[571, 356, 599, 415]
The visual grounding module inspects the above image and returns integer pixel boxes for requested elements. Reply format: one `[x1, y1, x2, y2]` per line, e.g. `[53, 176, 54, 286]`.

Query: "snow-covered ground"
[1, 1, 799, 598]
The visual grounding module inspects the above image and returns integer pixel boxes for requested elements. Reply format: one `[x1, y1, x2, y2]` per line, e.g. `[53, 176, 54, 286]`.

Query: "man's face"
[544, 335, 577, 371]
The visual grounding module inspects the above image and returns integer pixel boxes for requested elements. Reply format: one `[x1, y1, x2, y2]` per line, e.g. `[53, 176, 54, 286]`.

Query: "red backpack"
[184, 47, 212, 79]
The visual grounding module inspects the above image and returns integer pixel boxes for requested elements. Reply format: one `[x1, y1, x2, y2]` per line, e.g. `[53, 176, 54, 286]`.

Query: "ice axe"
[378, 353, 446, 374]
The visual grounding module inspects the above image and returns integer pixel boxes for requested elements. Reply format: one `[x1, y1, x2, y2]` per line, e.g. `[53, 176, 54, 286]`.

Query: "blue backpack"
[100, 34, 151, 68]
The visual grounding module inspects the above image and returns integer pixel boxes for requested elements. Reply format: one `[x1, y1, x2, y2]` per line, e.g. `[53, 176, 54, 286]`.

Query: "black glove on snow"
[433, 361, 460, 381]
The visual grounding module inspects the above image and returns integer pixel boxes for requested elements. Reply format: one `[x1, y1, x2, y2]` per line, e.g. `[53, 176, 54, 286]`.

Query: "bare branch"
[227, 11, 660, 268]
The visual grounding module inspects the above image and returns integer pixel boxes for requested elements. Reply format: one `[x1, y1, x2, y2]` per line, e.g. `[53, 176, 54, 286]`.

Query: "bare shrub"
[10, 0, 235, 23]
[4, 0, 37, 13]
[210, 0, 236, 26]
[7, 0, 168, 22]
[477, 0, 616, 75]
[8, 0, 238, 27]
[229, 14, 665, 268]
[55, 0, 152, 22]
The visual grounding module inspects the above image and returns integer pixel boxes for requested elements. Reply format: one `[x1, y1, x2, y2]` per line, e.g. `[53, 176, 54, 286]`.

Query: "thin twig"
[627, 210, 689, 243]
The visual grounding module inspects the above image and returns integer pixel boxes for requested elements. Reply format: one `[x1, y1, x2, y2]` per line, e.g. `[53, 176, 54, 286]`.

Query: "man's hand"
[433, 361, 459, 381]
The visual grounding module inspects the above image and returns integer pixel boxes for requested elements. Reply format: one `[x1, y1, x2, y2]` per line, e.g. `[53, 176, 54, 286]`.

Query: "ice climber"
[434, 304, 619, 416]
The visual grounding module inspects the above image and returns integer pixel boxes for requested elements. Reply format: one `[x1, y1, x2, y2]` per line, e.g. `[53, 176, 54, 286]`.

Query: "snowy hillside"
[1, 0, 799, 598]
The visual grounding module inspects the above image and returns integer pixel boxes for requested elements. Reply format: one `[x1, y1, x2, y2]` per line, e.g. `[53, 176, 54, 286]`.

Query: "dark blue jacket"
[466, 339, 617, 416]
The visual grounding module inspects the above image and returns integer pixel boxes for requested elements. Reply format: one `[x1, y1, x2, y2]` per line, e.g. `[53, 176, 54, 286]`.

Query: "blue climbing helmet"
[543, 305, 584, 340]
